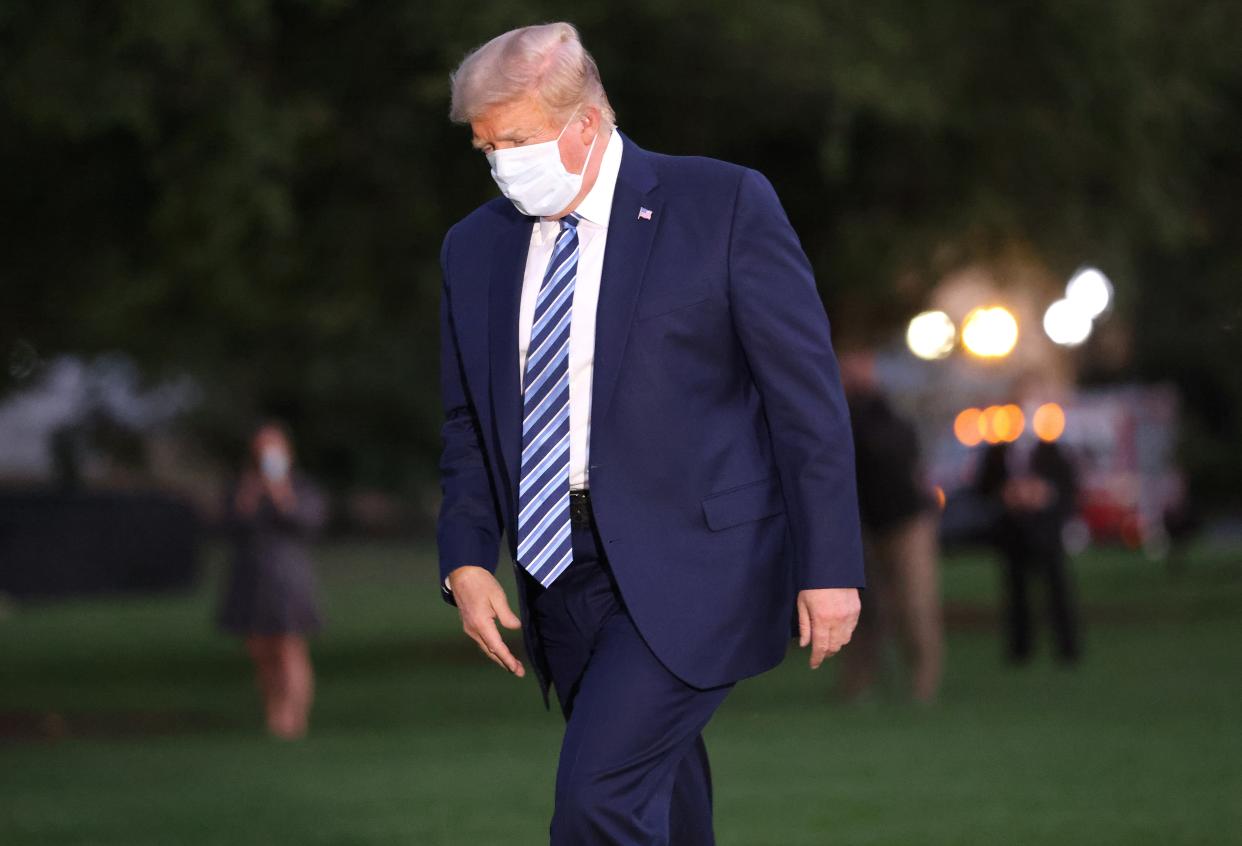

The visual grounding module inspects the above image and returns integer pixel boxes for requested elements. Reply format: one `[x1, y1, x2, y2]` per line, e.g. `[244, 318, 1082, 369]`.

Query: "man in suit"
[975, 393, 1082, 665]
[437, 22, 864, 845]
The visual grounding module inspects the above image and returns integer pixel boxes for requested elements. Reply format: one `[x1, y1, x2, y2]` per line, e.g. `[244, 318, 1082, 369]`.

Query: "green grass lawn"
[2, 542, 1240, 845]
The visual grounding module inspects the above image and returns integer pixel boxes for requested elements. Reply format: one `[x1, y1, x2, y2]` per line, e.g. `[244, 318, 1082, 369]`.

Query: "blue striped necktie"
[516, 213, 580, 587]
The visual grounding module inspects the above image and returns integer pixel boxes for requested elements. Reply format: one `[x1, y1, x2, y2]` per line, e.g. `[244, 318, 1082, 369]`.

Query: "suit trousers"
[1000, 523, 1081, 663]
[528, 509, 732, 846]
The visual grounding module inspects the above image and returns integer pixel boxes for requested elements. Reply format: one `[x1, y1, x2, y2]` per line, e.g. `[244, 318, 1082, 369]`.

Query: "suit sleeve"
[1044, 445, 1080, 522]
[437, 227, 502, 604]
[976, 445, 1006, 499]
[727, 169, 865, 591]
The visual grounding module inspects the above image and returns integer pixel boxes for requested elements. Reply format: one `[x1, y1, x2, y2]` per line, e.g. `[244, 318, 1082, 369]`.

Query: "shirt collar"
[534, 129, 624, 244]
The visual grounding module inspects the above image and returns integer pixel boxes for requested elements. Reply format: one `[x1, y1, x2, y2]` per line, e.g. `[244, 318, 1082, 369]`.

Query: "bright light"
[1043, 299, 1094, 346]
[979, 404, 1025, 444]
[906, 311, 957, 360]
[1032, 402, 1066, 442]
[954, 408, 983, 447]
[1066, 266, 1113, 318]
[997, 404, 1025, 442]
[961, 306, 1018, 358]
[978, 406, 1002, 444]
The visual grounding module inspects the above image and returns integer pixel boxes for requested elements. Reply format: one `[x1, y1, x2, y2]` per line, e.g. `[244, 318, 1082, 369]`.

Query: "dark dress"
[217, 476, 327, 636]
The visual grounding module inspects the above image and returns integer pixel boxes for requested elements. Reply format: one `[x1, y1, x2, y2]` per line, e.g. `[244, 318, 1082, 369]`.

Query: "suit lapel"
[592, 141, 661, 428]
[489, 211, 535, 503]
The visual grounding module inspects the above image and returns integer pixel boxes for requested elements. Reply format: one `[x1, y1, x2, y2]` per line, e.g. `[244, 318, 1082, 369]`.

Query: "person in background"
[975, 380, 1082, 665]
[218, 421, 327, 739]
[837, 349, 944, 703]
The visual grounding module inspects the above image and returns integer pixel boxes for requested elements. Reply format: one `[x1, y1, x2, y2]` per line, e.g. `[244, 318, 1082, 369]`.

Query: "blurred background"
[1, 2, 1239, 844]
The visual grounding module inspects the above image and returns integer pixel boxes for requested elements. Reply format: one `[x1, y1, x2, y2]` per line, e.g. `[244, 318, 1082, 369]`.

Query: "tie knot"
[560, 212, 581, 233]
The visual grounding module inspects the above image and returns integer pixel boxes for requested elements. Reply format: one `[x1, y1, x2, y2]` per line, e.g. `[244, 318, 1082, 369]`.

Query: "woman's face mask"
[260, 446, 291, 482]
[486, 117, 598, 217]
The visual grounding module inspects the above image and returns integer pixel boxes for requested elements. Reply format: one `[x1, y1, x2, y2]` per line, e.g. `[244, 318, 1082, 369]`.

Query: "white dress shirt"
[517, 129, 623, 491]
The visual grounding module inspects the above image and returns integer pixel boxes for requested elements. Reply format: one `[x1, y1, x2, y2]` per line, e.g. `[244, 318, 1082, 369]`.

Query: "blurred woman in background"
[218, 422, 327, 739]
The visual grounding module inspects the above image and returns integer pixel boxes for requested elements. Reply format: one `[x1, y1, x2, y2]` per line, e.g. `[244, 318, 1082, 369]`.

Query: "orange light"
[933, 485, 946, 510]
[996, 404, 1025, 443]
[978, 406, 1001, 444]
[954, 408, 983, 447]
[1032, 403, 1066, 442]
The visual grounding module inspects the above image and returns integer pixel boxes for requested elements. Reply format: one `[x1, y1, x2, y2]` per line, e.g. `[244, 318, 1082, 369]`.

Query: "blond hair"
[449, 22, 616, 128]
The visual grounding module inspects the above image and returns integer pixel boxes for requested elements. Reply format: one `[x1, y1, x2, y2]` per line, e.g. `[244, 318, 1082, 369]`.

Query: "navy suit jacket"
[437, 135, 864, 691]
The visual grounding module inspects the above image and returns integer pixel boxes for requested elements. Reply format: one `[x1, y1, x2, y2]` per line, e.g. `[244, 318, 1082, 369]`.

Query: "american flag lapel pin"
[638, 207, 653, 221]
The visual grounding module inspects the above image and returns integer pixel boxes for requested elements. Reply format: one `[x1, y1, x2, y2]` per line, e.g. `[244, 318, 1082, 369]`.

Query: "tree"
[3, 0, 1239, 504]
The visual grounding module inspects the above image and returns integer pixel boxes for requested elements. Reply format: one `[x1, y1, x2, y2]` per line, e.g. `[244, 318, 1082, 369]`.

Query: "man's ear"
[580, 105, 601, 143]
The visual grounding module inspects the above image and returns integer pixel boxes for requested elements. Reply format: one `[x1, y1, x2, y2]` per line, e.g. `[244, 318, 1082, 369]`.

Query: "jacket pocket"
[701, 477, 785, 531]
[635, 292, 711, 321]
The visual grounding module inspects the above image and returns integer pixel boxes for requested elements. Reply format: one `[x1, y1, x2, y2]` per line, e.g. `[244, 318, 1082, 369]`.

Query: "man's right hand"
[447, 565, 526, 677]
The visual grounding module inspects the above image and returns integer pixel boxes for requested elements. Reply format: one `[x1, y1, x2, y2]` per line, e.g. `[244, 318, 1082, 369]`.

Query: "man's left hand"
[797, 588, 861, 669]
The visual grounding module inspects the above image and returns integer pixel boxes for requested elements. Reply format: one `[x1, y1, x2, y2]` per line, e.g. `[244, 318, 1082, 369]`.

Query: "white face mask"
[486, 117, 598, 217]
[260, 447, 290, 482]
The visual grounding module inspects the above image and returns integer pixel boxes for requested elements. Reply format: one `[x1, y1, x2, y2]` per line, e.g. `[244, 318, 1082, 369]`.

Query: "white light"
[1044, 298, 1093, 346]
[961, 306, 1019, 358]
[1066, 266, 1113, 318]
[906, 310, 957, 360]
